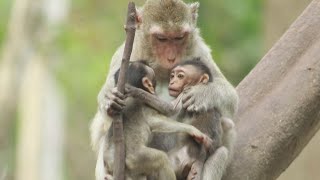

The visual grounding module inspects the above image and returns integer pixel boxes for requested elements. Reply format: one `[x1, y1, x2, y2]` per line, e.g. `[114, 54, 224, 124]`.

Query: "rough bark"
[224, 0, 320, 179]
[113, 2, 137, 180]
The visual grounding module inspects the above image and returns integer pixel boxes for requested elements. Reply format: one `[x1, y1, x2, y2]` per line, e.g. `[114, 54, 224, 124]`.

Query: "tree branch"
[224, 0, 320, 179]
[113, 2, 136, 180]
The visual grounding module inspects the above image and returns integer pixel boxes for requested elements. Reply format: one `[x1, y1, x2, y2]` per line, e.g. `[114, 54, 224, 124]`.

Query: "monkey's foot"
[186, 164, 201, 180]
[104, 174, 113, 180]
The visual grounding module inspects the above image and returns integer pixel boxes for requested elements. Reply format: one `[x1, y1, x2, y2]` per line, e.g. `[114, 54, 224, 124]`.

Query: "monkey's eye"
[170, 73, 175, 79]
[177, 74, 184, 79]
[174, 35, 185, 41]
[155, 35, 168, 42]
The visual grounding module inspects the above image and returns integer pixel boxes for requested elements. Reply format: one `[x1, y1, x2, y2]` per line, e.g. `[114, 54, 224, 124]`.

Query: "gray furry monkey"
[103, 61, 214, 180]
[127, 59, 234, 180]
[90, 0, 238, 179]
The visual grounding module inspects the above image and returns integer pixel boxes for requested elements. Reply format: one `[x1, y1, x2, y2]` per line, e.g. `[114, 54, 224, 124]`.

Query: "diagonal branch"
[224, 0, 320, 179]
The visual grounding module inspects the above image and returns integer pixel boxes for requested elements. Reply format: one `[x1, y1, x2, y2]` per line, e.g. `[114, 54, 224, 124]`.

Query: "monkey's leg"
[95, 137, 112, 180]
[186, 147, 206, 180]
[126, 146, 176, 180]
[202, 146, 228, 180]
[201, 118, 236, 180]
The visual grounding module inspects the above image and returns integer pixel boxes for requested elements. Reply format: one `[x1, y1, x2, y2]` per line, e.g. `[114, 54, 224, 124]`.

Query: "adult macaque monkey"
[103, 61, 213, 180]
[90, 0, 238, 179]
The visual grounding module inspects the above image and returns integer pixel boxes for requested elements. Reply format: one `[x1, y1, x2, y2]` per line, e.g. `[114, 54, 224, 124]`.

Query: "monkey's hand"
[105, 87, 126, 117]
[191, 130, 214, 153]
[125, 84, 146, 98]
[182, 84, 212, 113]
[182, 80, 238, 116]
[105, 174, 113, 180]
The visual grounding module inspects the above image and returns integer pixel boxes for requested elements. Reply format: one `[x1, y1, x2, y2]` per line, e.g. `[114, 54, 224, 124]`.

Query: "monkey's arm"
[183, 44, 239, 117]
[90, 45, 125, 180]
[148, 114, 213, 149]
[182, 77, 238, 118]
[126, 85, 176, 115]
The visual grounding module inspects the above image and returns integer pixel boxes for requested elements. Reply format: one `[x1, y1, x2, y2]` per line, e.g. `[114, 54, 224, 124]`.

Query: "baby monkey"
[104, 61, 213, 180]
[127, 59, 227, 180]
[168, 60, 223, 180]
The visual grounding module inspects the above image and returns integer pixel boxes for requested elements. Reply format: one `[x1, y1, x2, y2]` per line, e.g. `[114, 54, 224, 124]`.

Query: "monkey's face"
[150, 30, 189, 70]
[138, 0, 199, 70]
[168, 65, 200, 97]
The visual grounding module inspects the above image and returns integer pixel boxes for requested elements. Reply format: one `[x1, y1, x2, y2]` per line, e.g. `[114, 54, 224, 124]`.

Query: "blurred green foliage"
[0, 0, 262, 179]
[0, 0, 12, 43]
[0, 0, 263, 119]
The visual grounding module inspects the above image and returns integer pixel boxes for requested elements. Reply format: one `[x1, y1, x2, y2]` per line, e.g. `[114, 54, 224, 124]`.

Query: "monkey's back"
[109, 100, 153, 146]
[105, 99, 154, 172]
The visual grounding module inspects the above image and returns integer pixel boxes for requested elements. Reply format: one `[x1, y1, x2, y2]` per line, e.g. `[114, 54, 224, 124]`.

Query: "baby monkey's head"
[168, 58, 212, 97]
[115, 61, 157, 94]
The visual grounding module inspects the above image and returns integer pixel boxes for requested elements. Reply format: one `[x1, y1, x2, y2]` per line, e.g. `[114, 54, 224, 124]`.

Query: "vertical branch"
[113, 2, 136, 180]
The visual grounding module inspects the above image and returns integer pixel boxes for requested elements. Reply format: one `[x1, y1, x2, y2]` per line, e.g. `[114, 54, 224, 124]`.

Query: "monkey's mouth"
[168, 88, 180, 97]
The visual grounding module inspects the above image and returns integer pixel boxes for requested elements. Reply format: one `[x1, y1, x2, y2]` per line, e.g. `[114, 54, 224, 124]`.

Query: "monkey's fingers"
[107, 89, 126, 108]
[107, 107, 120, 117]
[203, 137, 215, 154]
[186, 165, 199, 180]
[109, 101, 124, 112]
[124, 84, 141, 97]
[105, 90, 124, 104]
[191, 132, 205, 144]
[191, 104, 207, 113]
[182, 93, 192, 103]
[182, 95, 195, 110]
[113, 96, 126, 107]
[111, 88, 125, 99]
[183, 86, 192, 93]
[187, 104, 196, 112]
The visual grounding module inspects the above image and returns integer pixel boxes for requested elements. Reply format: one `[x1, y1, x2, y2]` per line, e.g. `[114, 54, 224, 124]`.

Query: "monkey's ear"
[136, 7, 142, 26]
[199, 74, 209, 84]
[142, 77, 155, 94]
[189, 2, 200, 22]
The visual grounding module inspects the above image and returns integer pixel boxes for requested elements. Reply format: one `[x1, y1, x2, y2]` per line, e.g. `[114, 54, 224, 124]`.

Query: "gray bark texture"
[224, 0, 320, 179]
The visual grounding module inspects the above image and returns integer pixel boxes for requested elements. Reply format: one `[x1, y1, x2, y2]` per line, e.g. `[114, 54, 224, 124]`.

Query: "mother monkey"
[90, 0, 238, 179]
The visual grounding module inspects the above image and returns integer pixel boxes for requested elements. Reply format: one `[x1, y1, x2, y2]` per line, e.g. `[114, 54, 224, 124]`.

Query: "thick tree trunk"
[224, 0, 320, 179]
[264, 0, 320, 179]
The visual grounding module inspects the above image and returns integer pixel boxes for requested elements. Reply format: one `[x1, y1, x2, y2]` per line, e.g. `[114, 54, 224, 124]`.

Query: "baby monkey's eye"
[177, 74, 184, 79]
[170, 73, 175, 79]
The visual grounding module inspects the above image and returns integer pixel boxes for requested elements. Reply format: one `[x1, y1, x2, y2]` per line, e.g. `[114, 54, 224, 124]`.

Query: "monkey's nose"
[168, 58, 176, 63]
